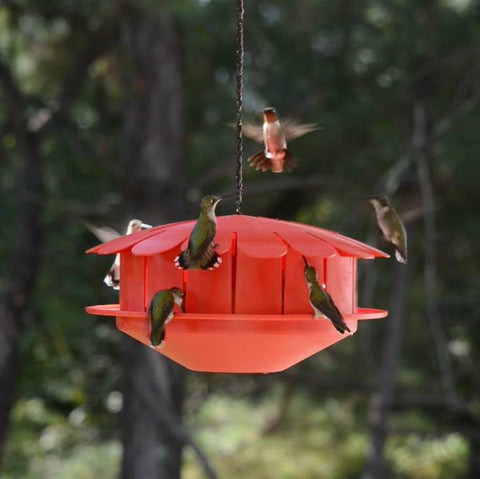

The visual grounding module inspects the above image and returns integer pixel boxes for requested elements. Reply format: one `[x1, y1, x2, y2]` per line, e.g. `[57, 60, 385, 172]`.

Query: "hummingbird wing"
[311, 285, 351, 334]
[149, 290, 175, 346]
[283, 150, 298, 172]
[84, 222, 121, 243]
[85, 222, 122, 290]
[240, 122, 265, 143]
[282, 120, 320, 141]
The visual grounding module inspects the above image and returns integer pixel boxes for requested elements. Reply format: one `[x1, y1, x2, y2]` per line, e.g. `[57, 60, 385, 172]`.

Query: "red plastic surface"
[86, 215, 389, 373]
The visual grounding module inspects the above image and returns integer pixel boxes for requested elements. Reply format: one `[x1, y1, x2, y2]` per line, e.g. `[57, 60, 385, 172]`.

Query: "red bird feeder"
[86, 215, 388, 373]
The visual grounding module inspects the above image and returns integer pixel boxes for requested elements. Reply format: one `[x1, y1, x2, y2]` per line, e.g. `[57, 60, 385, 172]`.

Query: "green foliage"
[1, 0, 480, 477]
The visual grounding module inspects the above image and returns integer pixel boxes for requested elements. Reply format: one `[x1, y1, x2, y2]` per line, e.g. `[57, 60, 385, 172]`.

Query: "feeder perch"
[86, 215, 388, 373]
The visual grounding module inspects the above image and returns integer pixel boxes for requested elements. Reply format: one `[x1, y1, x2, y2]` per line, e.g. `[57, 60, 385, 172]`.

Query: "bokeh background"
[0, 1, 479, 478]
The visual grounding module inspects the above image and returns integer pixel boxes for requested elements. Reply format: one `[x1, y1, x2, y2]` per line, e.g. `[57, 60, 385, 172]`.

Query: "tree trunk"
[0, 20, 113, 467]
[362, 260, 410, 479]
[0, 128, 44, 465]
[119, 9, 188, 479]
[0, 55, 46, 465]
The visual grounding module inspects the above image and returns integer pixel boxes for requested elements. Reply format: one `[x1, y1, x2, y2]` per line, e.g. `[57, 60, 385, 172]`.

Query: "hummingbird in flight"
[175, 195, 224, 270]
[149, 287, 184, 348]
[303, 257, 351, 334]
[241, 107, 318, 173]
[85, 219, 152, 289]
[369, 194, 408, 263]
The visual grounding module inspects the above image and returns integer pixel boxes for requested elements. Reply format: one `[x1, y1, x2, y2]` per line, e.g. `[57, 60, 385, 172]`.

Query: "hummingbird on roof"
[149, 287, 184, 348]
[303, 257, 351, 334]
[369, 194, 407, 263]
[85, 219, 152, 289]
[174, 195, 224, 270]
[241, 107, 319, 173]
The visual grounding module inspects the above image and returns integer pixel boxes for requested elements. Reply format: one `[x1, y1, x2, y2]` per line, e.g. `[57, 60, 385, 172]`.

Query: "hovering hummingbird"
[149, 287, 185, 347]
[369, 194, 407, 264]
[175, 195, 223, 270]
[85, 219, 152, 289]
[303, 257, 351, 334]
[241, 107, 319, 173]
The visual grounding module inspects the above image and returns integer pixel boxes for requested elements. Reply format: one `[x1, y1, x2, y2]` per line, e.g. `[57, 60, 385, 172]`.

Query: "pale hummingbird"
[241, 107, 319, 173]
[85, 218, 152, 289]
[369, 194, 407, 263]
[149, 287, 184, 347]
[303, 257, 351, 334]
[174, 195, 224, 270]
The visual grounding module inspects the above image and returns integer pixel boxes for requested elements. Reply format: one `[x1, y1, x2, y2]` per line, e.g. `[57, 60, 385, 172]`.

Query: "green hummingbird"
[369, 194, 407, 263]
[85, 218, 152, 289]
[175, 195, 224, 270]
[303, 257, 351, 334]
[241, 107, 319, 173]
[149, 287, 185, 347]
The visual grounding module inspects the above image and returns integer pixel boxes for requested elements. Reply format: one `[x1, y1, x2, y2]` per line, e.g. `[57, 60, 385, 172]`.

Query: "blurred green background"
[0, 0, 479, 478]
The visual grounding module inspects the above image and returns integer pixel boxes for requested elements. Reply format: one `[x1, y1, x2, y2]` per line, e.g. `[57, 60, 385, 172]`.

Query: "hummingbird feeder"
[85, 0, 389, 373]
[86, 216, 388, 373]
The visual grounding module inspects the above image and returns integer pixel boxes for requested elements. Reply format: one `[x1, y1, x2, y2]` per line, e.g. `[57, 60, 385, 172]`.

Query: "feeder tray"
[86, 215, 388, 373]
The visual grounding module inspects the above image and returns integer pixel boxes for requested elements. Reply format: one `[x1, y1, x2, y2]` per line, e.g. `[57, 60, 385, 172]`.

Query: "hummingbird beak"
[141, 223, 152, 229]
[301, 255, 308, 266]
[220, 194, 236, 200]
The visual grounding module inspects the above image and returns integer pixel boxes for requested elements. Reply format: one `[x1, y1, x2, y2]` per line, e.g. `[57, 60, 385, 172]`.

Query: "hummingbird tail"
[149, 328, 165, 347]
[283, 150, 298, 173]
[395, 248, 407, 264]
[201, 252, 222, 270]
[174, 251, 189, 270]
[332, 317, 351, 335]
[247, 150, 272, 172]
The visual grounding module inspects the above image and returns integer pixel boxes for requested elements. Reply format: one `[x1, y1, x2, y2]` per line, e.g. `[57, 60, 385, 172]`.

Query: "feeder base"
[86, 305, 387, 373]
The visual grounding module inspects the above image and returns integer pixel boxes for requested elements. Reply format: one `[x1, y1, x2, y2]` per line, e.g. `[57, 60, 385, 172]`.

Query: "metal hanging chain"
[234, 0, 244, 214]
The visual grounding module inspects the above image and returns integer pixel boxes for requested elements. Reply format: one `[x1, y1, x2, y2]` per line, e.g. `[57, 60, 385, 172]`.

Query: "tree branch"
[380, 70, 480, 197]
[414, 98, 459, 406]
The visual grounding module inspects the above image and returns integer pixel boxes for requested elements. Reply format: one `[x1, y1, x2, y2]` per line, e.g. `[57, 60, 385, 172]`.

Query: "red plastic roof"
[86, 215, 389, 259]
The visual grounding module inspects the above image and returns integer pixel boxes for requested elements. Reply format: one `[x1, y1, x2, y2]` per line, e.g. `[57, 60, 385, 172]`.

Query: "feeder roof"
[86, 215, 389, 259]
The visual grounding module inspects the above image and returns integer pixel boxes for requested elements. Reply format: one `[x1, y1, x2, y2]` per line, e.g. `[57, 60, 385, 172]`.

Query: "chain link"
[234, 0, 244, 214]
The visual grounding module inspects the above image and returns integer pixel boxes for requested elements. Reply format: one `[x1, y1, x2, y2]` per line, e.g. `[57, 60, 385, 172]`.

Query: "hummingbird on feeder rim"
[175, 195, 228, 270]
[85, 219, 152, 289]
[369, 194, 408, 264]
[303, 257, 351, 334]
[241, 107, 319, 173]
[149, 287, 185, 348]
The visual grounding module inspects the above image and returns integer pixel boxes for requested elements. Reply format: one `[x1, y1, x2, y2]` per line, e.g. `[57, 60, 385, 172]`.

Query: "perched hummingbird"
[149, 287, 185, 347]
[369, 194, 408, 263]
[303, 257, 351, 334]
[85, 219, 152, 289]
[241, 107, 318, 173]
[175, 195, 223, 270]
